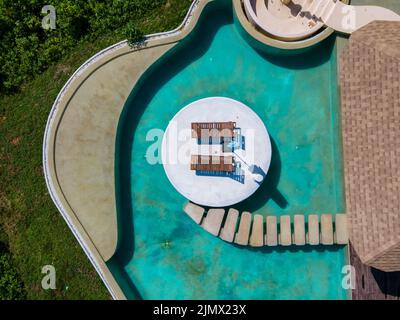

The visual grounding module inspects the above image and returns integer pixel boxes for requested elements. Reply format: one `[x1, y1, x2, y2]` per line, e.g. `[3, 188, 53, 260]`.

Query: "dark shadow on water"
[232, 242, 345, 254]
[233, 137, 288, 213]
[251, 34, 336, 71]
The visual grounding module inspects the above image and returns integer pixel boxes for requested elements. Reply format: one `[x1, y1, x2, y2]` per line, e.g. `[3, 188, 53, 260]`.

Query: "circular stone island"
[162, 97, 272, 207]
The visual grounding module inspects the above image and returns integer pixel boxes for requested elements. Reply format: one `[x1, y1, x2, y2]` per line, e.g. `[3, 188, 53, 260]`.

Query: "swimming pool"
[111, 0, 348, 300]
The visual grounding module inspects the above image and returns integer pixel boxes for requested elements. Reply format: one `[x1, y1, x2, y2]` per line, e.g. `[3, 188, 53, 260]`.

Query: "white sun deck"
[162, 97, 272, 207]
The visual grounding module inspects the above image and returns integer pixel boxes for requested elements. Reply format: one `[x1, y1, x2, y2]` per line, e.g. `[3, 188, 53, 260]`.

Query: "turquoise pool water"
[111, 0, 348, 300]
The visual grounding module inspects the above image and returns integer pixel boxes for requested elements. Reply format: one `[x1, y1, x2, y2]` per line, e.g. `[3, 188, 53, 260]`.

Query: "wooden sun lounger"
[265, 216, 278, 246]
[201, 209, 225, 236]
[220, 209, 239, 243]
[183, 202, 205, 224]
[293, 215, 306, 246]
[192, 122, 236, 140]
[321, 214, 334, 245]
[334, 214, 349, 245]
[190, 155, 234, 172]
[279, 216, 292, 246]
[250, 214, 264, 247]
[234, 212, 251, 246]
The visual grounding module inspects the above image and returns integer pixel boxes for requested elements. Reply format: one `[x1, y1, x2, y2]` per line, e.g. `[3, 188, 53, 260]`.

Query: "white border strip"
[43, 0, 201, 300]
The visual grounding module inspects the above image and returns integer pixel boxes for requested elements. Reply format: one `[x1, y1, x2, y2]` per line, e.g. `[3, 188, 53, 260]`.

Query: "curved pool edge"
[43, 0, 216, 300]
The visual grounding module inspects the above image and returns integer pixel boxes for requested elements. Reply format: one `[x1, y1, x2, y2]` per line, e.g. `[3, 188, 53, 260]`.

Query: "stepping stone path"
[183, 202, 349, 247]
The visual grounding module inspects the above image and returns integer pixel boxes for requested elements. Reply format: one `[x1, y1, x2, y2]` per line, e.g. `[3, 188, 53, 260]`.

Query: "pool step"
[183, 202, 349, 247]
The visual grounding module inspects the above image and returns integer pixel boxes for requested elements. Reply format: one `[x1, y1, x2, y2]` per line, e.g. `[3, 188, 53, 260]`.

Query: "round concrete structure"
[244, 0, 325, 41]
[162, 97, 272, 207]
[234, 0, 351, 52]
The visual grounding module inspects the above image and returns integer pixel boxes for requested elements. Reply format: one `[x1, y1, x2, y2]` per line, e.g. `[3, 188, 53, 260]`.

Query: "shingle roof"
[340, 21, 400, 272]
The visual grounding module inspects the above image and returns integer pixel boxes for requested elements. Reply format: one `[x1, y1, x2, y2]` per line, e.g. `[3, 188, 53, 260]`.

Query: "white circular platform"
[161, 97, 272, 207]
[244, 0, 325, 41]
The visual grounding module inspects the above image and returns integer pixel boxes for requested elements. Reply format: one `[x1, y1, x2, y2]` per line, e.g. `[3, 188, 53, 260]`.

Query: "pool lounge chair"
[220, 208, 239, 243]
[190, 155, 234, 173]
[234, 212, 252, 246]
[192, 122, 236, 141]
[250, 214, 264, 247]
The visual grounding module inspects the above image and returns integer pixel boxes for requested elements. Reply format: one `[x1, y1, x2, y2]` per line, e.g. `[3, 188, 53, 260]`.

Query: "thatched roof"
[340, 21, 400, 272]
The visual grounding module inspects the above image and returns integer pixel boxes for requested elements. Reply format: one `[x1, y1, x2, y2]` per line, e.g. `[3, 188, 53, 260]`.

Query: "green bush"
[124, 21, 145, 47]
[0, 247, 26, 300]
[0, 0, 168, 92]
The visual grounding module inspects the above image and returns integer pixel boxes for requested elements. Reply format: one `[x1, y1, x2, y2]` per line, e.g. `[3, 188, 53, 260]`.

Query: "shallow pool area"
[111, 0, 348, 300]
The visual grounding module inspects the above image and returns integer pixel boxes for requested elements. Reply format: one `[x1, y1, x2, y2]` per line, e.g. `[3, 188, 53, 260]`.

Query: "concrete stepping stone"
[335, 214, 349, 245]
[220, 209, 239, 243]
[293, 215, 306, 246]
[265, 216, 278, 246]
[234, 212, 251, 246]
[183, 202, 205, 224]
[202, 209, 225, 236]
[321, 214, 334, 245]
[250, 214, 264, 247]
[279, 215, 292, 246]
[307, 214, 320, 245]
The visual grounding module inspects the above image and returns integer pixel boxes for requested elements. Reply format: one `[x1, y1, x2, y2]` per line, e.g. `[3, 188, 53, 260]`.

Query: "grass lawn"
[0, 0, 192, 300]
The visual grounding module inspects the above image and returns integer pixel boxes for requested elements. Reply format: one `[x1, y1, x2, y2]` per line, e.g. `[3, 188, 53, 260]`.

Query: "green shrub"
[124, 22, 145, 47]
[0, 0, 168, 92]
[0, 248, 26, 300]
